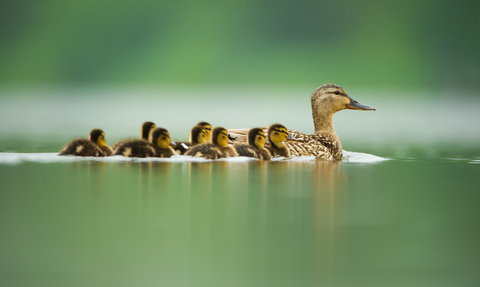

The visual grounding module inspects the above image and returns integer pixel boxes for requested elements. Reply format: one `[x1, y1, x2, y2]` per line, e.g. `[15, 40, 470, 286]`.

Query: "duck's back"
[153, 146, 176, 158]
[286, 131, 341, 160]
[113, 140, 156, 158]
[112, 138, 141, 151]
[185, 144, 224, 159]
[173, 141, 192, 155]
[235, 144, 257, 157]
[235, 144, 270, 160]
[59, 139, 104, 157]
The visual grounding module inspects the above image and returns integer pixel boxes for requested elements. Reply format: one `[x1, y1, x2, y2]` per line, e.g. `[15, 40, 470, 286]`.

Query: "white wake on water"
[0, 150, 388, 165]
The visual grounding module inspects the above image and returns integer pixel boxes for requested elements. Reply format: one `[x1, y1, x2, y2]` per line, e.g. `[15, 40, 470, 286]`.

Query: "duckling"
[196, 121, 213, 142]
[185, 127, 238, 159]
[228, 84, 375, 161]
[151, 128, 176, 158]
[114, 127, 175, 158]
[266, 124, 291, 157]
[234, 128, 271, 160]
[59, 129, 112, 157]
[112, 121, 156, 151]
[173, 122, 211, 154]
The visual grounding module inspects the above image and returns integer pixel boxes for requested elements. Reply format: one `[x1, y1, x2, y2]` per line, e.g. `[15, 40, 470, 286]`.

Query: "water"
[1, 87, 479, 286]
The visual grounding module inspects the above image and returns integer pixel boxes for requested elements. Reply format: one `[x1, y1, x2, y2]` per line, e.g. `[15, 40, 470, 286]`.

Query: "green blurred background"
[1, 0, 479, 90]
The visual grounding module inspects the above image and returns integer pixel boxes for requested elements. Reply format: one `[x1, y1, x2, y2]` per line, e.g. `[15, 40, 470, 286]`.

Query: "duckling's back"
[185, 144, 224, 159]
[234, 144, 269, 160]
[113, 140, 156, 158]
[59, 139, 104, 157]
[234, 144, 257, 157]
[153, 146, 176, 158]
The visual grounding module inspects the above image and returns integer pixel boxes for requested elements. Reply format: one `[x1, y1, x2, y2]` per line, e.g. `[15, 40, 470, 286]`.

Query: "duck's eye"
[334, 91, 341, 95]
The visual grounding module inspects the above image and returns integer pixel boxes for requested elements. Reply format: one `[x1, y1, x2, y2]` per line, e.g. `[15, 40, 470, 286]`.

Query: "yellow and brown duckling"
[59, 129, 113, 157]
[185, 127, 238, 159]
[114, 127, 176, 158]
[112, 121, 156, 151]
[151, 128, 176, 158]
[173, 122, 211, 154]
[234, 128, 271, 160]
[196, 121, 213, 142]
[265, 124, 291, 157]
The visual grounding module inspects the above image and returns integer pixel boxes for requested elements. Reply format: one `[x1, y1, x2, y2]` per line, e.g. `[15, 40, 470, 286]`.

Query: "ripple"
[0, 150, 389, 165]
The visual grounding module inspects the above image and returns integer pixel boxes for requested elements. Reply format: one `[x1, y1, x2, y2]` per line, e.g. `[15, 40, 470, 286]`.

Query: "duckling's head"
[152, 128, 172, 149]
[267, 124, 289, 147]
[89, 129, 107, 147]
[190, 125, 209, 145]
[212, 127, 230, 147]
[197, 121, 212, 142]
[248, 128, 266, 149]
[311, 84, 375, 115]
[141, 121, 156, 141]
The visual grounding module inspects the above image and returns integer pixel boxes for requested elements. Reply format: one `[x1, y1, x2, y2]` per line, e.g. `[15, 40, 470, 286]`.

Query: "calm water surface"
[1, 88, 479, 286]
[1, 152, 479, 287]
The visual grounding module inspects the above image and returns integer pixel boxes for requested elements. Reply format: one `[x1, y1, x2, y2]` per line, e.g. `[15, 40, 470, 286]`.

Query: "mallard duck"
[173, 122, 211, 154]
[114, 127, 176, 158]
[112, 121, 156, 151]
[185, 127, 238, 159]
[234, 128, 271, 160]
[265, 124, 291, 157]
[59, 129, 113, 157]
[228, 84, 375, 161]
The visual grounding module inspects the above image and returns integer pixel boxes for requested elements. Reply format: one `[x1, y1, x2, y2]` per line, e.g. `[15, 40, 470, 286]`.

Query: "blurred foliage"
[0, 0, 479, 90]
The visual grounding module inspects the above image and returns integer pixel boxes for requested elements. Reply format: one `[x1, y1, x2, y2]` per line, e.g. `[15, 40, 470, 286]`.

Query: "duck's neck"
[313, 111, 336, 135]
[312, 110, 342, 150]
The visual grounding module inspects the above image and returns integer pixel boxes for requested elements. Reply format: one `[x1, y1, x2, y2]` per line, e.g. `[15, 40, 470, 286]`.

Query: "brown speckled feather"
[284, 131, 341, 160]
[229, 128, 340, 160]
[59, 139, 104, 157]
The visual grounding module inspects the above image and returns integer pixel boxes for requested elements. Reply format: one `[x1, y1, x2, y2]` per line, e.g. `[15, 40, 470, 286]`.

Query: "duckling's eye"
[334, 91, 341, 95]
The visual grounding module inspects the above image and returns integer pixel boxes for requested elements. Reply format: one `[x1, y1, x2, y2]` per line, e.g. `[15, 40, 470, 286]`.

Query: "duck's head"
[152, 128, 174, 149]
[197, 121, 212, 142]
[89, 129, 107, 147]
[267, 124, 289, 147]
[141, 121, 156, 141]
[190, 125, 209, 145]
[311, 84, 375, 115]
[212, 127, 230, 147]
[248, 128, 267, 149]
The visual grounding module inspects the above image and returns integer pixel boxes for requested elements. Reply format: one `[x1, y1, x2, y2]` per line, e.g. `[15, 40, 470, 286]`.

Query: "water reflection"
[2, 158, 479, 286]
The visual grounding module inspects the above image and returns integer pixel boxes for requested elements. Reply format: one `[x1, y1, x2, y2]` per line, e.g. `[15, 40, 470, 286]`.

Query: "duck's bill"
[346, 97, 376, 111]
[287, 134, 297, 141]
[170, 140, 177, 146]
